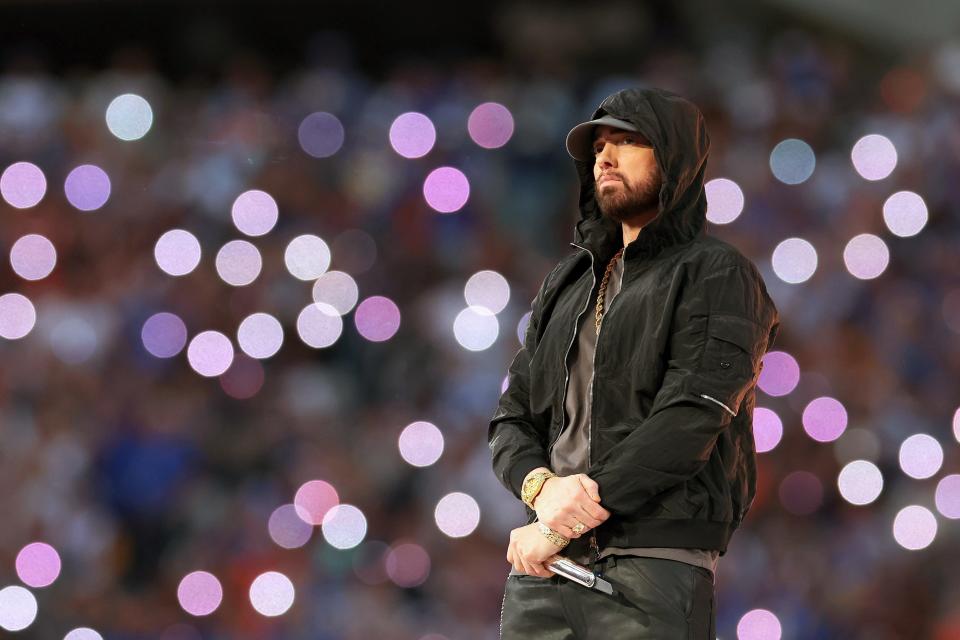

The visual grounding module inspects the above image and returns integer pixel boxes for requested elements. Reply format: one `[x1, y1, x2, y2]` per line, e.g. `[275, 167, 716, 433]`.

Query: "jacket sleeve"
[585, 261, 780, 516]
[488, 266, 558, 501]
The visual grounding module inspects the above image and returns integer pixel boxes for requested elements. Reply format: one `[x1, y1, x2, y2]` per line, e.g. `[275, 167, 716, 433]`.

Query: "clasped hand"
[506, 473, 610, 577]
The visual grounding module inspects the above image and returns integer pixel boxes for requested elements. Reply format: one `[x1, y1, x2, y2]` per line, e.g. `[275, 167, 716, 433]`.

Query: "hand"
[534, 473, 610, 539]
[506, 523, 565, 577]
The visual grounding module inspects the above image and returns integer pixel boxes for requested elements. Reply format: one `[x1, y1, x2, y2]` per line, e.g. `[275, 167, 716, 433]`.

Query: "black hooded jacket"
[488, 87, 781, 554]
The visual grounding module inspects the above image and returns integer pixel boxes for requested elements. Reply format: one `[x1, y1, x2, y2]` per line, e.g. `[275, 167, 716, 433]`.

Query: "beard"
[595, 168, 662, 223]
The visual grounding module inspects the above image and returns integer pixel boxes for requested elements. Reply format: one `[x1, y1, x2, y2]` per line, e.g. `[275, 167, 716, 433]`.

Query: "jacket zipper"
[546, 242, 595, 458]
[586, 249, 624, 564]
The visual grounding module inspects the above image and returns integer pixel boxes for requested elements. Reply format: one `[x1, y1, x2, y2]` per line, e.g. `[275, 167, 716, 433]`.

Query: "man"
[489, 87, 780, 638]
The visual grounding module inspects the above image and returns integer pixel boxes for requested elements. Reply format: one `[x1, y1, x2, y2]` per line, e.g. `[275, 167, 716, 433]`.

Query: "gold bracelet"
[537, 521, 570, 548]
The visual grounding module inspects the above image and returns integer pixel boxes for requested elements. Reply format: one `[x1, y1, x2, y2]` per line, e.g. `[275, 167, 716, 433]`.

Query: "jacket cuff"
[508, 455, 552, 500]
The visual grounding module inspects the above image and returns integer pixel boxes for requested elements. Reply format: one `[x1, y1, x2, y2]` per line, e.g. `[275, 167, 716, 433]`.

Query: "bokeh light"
[298, 112, 345, 158]
[752, 407, 783, 453]
[757, 351, 800, 397]
[177, 571, 223, 617]
[186, 331, 234, 377]
[285, 234, 331, 280]
[155, 229, 202, 277]
[218, 355, 264, 400]
[268, 504, 313, 549]
[882, 190, 928, 237]
[141, 312, 188, 358]
[385, 542, 431, 588]
[296, 302, 343, 348]
[778, 470, 823, 516]
[837, 460, 884, 506]
[294, 479, 339, 525]
[851, 133, 897, 181]
[954, 407, 960, 444]
[0, 293, 36, 340]
[802, 396, 847, 442]
[771, 237, 817, 284]
[423, 167, 470, 213]
[64, 628, 104, 640]
[64, 164, 111, 211]
[737, 608, 782, 640]
[467, 102, 514, 149]
[398, 421, 445, 467]
[10, 233, 57, 281]
[453, 306, 499, 351]
[105, 93, 153, 141]
[769, 138, 816, 185]
[237, 312, 284, 359]
[516, 311, 531, 344]
[389, 112, 436, 158]
[311, 270, 359, 315]
[892, 505, 937, 550]
[434, 492, 480, 538]
[354, 296, 401, 342]
[935, 475, 960, 519]
[464, 270, 510, 314]
[0, 585, 37, 632]
[249, 571, 295, 617]
[898, 433, 943, 480]
[231, 190, 278, 237]
[215, 240, 262, 286]
[321, 504, 368, 549]
[15, 542, 61, 588]
[704, 177, 745, 224]
[843, 233, 889, 280]
[1, 161, 46, 209]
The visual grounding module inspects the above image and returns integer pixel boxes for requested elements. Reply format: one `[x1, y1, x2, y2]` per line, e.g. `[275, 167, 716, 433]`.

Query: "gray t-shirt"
[510, 251, 719, 577]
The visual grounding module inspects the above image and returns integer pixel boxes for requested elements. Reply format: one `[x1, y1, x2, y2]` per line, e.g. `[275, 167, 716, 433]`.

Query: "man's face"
[592, 124, 661, 223]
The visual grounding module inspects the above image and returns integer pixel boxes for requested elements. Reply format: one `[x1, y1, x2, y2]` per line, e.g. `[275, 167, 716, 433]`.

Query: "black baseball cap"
[565, 114, 639, 161]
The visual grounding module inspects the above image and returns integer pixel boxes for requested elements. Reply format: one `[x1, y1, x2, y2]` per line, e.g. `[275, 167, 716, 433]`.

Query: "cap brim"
[565, 115, 639, 161]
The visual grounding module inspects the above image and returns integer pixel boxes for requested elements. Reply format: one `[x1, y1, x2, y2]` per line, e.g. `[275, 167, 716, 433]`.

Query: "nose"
[595, 142, 616, 168]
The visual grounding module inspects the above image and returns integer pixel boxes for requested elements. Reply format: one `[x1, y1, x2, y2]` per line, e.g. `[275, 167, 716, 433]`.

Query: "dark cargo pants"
[499, 555, 715, 639]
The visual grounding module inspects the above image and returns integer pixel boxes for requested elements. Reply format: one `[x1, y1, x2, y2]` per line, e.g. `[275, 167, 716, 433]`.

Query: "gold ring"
[572, 521, 586, 535]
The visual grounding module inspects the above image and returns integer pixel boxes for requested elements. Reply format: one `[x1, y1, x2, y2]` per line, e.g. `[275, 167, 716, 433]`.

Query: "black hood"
[572, 87, 711, 264]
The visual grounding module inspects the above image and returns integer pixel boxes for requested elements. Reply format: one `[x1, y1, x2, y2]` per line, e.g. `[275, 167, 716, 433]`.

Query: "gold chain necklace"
[594, 247, 624, 334]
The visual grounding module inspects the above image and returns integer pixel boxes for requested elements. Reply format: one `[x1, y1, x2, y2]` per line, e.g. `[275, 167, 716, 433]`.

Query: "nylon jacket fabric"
[488, 87, 781, 554]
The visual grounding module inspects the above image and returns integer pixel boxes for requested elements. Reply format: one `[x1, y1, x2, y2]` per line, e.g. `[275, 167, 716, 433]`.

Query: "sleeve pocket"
[692, 314, 767, 417]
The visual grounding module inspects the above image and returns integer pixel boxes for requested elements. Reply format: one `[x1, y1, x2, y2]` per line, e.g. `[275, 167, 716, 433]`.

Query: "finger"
[578, 474, 602, 501]
[579, 498, 611, 521]
[542, 517, 577, 539]
[574, 504, 605, 529]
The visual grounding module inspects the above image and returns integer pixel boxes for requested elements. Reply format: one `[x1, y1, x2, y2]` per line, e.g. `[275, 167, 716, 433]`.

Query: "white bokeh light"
[297, 302, 343, 349]
[837, 459, 884, 506]
[464, 270, 511, 314]
[453, 306, 499, 351]
[736, 608, 782, 640]
[752, 407, 783, 453]
[770, 138, 816, 185]
[398, 421, 445, 467]
[321, 504, 368, 550]
[231, 189, 278, 237]
[285, 234, 331, 281]
[249, 571, 295, 617]
[892, 505, 937, 550]
[771, 237, 817, 284]
[215, 240, 262, 286]
[0, 585, 37, 632]
[105, 93, 153, 141]
[843, 233, 889, 280]
[882, 191, 928, 238]
[898, 433, 943, 480]
[63, 628, 104, 640]
[10, 234, 56, 281]
[187, 331, 234, 377]
[155, 229, 202, 277]
[851, 134, 897, 181]
[237, 312, 284, 359]
[311, 270, 359, 315]
[0, 293, 36, 340]
[704, 177, 745, 224]
[434, 492, 481, 538]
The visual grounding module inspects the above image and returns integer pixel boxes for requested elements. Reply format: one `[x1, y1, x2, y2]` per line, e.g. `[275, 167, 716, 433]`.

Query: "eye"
[622, 136, 635, 144]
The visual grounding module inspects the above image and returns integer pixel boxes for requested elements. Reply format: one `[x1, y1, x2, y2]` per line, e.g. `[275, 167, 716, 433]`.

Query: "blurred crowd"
[2, 7, 960, 640]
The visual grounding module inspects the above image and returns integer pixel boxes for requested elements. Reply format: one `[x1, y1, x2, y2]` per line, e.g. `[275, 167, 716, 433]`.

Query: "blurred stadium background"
[1, 1, 960, 638]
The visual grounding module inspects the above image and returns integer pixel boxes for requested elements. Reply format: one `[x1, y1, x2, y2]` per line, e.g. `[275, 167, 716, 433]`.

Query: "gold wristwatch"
[521, 470, 556, 509]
